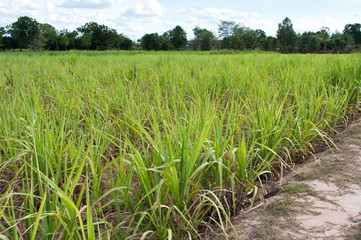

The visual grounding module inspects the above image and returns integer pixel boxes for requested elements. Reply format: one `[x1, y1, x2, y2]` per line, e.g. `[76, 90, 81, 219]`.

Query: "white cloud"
[292, 15, 358, 35]
[177, 8, 197, 14]
[147, 0, 164, 16]
[202, 8, 249, 20]
[179, 7, 249, 21]
[60, 0, 111, 9]
[1, 0, 39, 10]
[122, 0, 165, 18]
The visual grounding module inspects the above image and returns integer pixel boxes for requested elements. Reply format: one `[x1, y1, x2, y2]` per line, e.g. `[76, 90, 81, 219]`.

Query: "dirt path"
[212, 119, 361, 239]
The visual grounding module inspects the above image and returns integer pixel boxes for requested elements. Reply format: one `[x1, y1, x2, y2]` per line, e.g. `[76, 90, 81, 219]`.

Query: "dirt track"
[211, 119, 361, 239]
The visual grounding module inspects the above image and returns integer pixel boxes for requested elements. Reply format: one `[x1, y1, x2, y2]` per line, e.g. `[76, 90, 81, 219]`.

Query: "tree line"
[0, 17, 134, 51]
[0, 16, 360, 53]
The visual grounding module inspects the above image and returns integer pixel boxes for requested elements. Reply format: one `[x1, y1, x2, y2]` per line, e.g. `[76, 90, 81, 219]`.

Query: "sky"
[0, 0, 360, 40]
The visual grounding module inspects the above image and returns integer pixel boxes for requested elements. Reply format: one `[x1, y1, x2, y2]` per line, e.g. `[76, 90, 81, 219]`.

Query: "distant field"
[0, 51, 360, 239]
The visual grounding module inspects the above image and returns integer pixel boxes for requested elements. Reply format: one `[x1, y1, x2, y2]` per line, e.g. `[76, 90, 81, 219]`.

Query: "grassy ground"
[0, 51, 360, 239]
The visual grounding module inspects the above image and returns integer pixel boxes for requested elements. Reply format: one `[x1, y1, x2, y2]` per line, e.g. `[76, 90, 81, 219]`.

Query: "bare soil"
[209, 119, 361, 239]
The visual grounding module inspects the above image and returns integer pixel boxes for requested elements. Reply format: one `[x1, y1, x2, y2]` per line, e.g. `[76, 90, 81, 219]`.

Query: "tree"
[331, 31, 354, 52]
[79, 34, 91, 50]
[228, 26, 258, 51]
[168, 26, 187, 50]
[159, 32, 172, 50]
[57, 29, 77, 50]
[9, 16, 40, 50]
[218, 20, 238, 49]
[255, 29, 266, 49]
[298, 32, 320, 53]
[218, 20, 237, 39]
[117, 34, 133, 50]
[141, 33, 161, 50]
[344, 23, 361, 45]
[77, 22, 118, 50]
[316, 27, 331, 51]
[277, 17, 297, 52]
[58, 30, 71, 50]
[263, 36, 279, 51]
[193, 26, 214, 51]
[59, 35, 70, 50]
[0, 27, 4, 50]
[230, 25, 247, 50]
[40, 23, 58, 50]
[66, 30, 78, 50]
[243, 29, 257, 50]
[1, 36, 16, 50]
[316, 27, 330, 40]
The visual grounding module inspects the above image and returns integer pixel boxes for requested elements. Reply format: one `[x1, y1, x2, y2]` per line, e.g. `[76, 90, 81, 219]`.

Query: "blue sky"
[0, 0, 360, 40]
